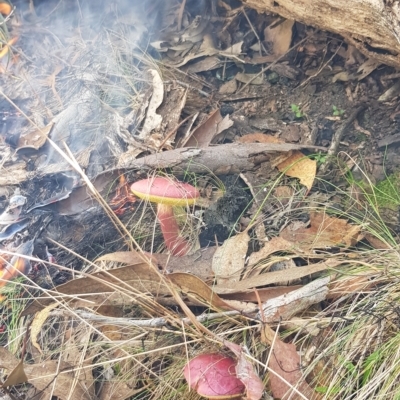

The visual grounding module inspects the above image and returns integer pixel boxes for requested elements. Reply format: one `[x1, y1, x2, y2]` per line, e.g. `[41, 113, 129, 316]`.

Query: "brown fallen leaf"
[364, 232, 392, 249]
[280, 212, 361, 250]
[97, 248, 216, 281]
[168, 273, 234, 311]
[183, 109, 233, 148]
[2, 360, 28, 388]
[0, 347, 92, 400]
[212, 231, 250, 286]
[327, 274, 375, 300]
[262, 325, 321, 400]
[214, 258, 344, 294]
[237, 132, 281, 144]
[55, 170, 120, 215]
[264, 19, 295, 57]
[23, 262, 232, 315]
[224, 341, 264, 400]
[220, 285, 302, 303]
[248, 237, 302, 266]
[22, 263, 170, 315]
[96, 251, 151, 265]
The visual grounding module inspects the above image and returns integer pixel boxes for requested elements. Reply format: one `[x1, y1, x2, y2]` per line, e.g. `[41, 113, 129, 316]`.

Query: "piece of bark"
[377, 133, 400, 148]
[243, 0, 400, 68]
[116, 142, 325, 175]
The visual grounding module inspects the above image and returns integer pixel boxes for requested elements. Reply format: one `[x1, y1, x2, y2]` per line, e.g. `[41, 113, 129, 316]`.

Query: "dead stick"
[319, 105, 365, 174]
[116, 142, 326, 175]
[52, 308, 254, 328]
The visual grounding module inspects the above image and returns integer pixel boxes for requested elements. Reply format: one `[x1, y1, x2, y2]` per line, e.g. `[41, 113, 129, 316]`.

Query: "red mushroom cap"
[184, 353, 245, 399]
[131, 177, 199, 206]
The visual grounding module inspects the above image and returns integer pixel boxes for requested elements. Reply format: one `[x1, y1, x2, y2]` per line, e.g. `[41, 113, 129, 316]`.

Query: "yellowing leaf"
[237, 134, 317, 191]
[276, 150, 316, 191]
[31, 303, 59, 354]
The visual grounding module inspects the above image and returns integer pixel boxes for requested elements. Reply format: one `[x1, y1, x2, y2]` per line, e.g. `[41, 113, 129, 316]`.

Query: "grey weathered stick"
[117, 142, 326, 175]
[258, 276, 330, 322]
[319, 105, 365, 174]
[52, 308, 255, 328]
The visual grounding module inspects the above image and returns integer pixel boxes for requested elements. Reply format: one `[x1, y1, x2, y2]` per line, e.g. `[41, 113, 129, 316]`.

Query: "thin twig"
[319, 105, 366, 175]
[242, 7, 268, 56]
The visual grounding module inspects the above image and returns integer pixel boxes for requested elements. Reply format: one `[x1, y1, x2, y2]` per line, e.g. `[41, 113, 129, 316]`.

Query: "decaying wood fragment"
[258, 276, 330, 322]
[243, 0, 400, 68]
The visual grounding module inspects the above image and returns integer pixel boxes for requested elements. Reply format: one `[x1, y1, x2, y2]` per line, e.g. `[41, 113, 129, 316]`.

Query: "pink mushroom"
[184, 353, 245, 399]
[131, 176, 199, 256]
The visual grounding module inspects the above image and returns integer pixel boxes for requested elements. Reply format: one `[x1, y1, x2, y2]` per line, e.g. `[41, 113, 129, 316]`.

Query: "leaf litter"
[0, 0, 396, 398]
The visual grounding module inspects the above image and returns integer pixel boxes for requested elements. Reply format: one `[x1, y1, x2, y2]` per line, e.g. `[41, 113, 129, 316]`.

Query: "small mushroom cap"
[131, 177, 199, 206]
[184, 353, 245, 399]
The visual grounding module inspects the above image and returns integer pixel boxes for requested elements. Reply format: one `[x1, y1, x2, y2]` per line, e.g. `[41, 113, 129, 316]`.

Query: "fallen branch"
[116, 142, 326, 175]
[52, 308, 256, 328]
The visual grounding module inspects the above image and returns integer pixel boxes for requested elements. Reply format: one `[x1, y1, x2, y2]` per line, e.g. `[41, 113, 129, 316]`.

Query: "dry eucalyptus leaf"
[1, 361, 28, 387]
[96, 251, 150, 265]
[219, 79, 238, 94]
[0, 347, 92, 400]
[220, 41, 243, 60]
[236, 133, 316, 190]
[264, 19, 294, 57]
[183, 56, 222, 73]
[261, 326, 321, 400]
[357, 59, 380, 80]
[184, 109, 233, 147]
[168, 272, 233, 310]
[248, 237, 301, 266]
[214, 259, 344, 294]
[223, 341, 264, 400]
[280, 212, 361, 249]
[212, 231, 250, 286]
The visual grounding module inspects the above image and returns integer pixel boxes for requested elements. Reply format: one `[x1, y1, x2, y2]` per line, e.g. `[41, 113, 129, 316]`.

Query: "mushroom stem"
[157, 203, 190, 256]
